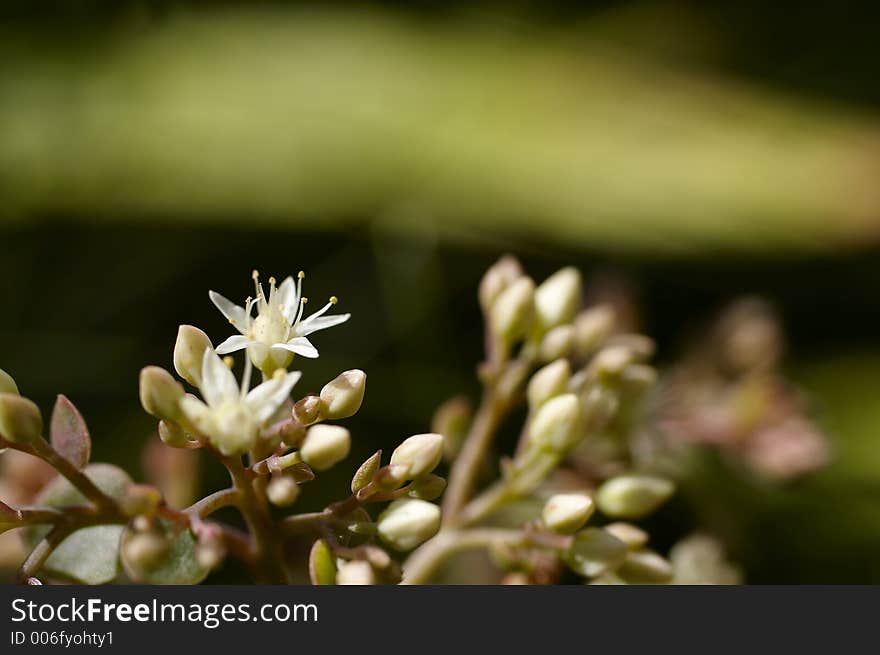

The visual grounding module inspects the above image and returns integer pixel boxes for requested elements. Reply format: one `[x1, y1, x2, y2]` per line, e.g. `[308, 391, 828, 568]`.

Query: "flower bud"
[535, 267, 582, 331]
[595, 475, 675, 519]
[293, 394, 324, 426]
[0, 393, 42, 444]
[617, 549, 673, 584]
[0, 368, 19, 395]
[528, 393, 581, 454]
[603, 522, 649, 550]
[351, 450, 382, 493]
[389, 433, 444, 480]
[591, 345, 635, 379]
[299, 424, 351, 471]
[407, 474, 447, 501]
[489, 277, 535, 343]
[173, 325, 213, 387]
[336, 560, 376, 585]
[120, 484, 161, 518]
[563, 528, 628, 578]
[376, 499, 441, 551]
[542, 493, 594, 534]
[158, 420, 190, 448]
[479, 255, 523, 313]
[431, 396, 471, 461]
[195, 526, 226, 571]
[373, 464, 408, 491]
[527, 359, 571, 411]
[267, 475, 300, 507]
[122, 531, 168, 571]
[139, 367, 185, 421]
[538, 325, 575, 362]
[320, 370, 366, 420]
[574, 305, 615, 355]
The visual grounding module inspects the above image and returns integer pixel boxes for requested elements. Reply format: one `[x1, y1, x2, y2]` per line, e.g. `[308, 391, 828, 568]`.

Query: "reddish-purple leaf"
[50, 395, 91, 469]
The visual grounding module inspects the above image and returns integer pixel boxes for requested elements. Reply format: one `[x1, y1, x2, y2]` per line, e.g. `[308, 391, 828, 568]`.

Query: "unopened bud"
[389, 433, 444, 480]
[617, 549, 673, 584]
[351, 450, 382, 493]
[139, 367, 185, 421]
[173, 325, 213, 387]
[563, 528, 628, 578]
[373, 464, 408, 491]
[408, 474, 447, 501]
[489, 277, 535, 343]
[527, 359, 571, 411]
[336, 560, 376, 585]
[0, 393, 42, 444]
[542, 493, 594, 534]
[539, 325, 575, 362]
[574, 305, 615, 355]
[320, 370, 366, 420]
[120, 484, 161, 518]
[299, 424, 351, 471]
[501, 572, 531, 585]
[479, 256, 524, 312]
[158, 420, 190, 448]
[267, 475, 300, 507]
[606, 334, 655, 360]
[528, 393, 582, 454]
[431, 396, 471, 461]
[0, 368, 19, 395]
[592, 346, 635, 380]
[620, 364, 657, 393]
[293, 395, 324, 425]
[122, 532, 168, 571]
[603, 522, 649, 550]
[535, 267, 582, 331]
[376, 499, 441, 551]
[595, 475, 675, 519]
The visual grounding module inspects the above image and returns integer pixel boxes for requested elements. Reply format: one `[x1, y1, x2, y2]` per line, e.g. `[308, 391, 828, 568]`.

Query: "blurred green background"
[2, 1, 880, 582]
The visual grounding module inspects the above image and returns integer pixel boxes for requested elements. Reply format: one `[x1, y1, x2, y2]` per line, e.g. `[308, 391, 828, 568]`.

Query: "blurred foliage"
[2, 1, 880, 582]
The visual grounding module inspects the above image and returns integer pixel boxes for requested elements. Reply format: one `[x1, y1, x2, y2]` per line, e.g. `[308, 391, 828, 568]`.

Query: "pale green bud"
[336, 560, 376, 585]
[527, 359, 571, 411]
[158, 420, 190, 448]
[603, 522, 649, 550]
[373, 464, 408, 491]
[300, 424, 351, 471]
[489, 277, 535, 343]
[591, 345, 635, 379]
[528, 393, 582, 454]
[478, 255, 524, 313]
[377, 499, 441, 551]
[539, 325, 575, 362]
[595, 475, 675, 519]
[319, 370, 366, 420]
[389, 433, 444, 480]
[266, 475, 300, 507]
[564, 528, 628, 578]
[407, 474, 447, 501]
[617, 549, 673, 584]
[431, 396, 471, 461]
[139, 366, 185, 421]
[173, 325, 213, 387]
[122, 532, 168, 571]
[535, 267, 582, 331]
[542, 493, 595, 534]
[0, 393, 42, 444]
[574, 305, 615, 355]
[0, 368, 19, 395]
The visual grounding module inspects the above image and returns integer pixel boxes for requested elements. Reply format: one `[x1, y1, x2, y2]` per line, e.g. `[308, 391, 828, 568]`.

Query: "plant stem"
[28, 438, 119, 514]
[185, 488, 239, 519]
[401, 528, 523, 584]
[16, 524, 75, 583]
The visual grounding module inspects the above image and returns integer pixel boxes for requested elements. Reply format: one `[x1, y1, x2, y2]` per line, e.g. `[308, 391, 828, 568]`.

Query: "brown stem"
[185, 488, 239, 519]
[15, 524, 75, 583]
[27, 438, 118, 514]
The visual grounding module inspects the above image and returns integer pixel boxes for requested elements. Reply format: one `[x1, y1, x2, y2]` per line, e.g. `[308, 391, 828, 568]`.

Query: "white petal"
[277, 277, 299, 324]
[209, 291, 248, 334]
[215, 335, 249, 355]
[180, 396, 212, 434]
[274, 337, 319, 359]
[246, 371, 302, 423]
[295, 313, 351, 337]
[200, 348, 240, 406]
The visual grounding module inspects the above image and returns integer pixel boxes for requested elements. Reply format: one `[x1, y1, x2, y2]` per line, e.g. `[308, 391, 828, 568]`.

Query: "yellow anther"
[229, 319, 235, 325]
[223, 356, 235, 369]
[297, 271, 305, 279]
[301, 297, 308, 305]
[252, 270, 260, 280]
[329, 296, 338, 304]
[269, 277, 276, 285]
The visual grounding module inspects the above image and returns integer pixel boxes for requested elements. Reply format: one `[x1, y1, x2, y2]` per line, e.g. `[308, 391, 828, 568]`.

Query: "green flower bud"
[299, 424, 351, 471]
[0, 368, 19, 395]
[535, 267, 582, 331]
[595, 475, 675, 519]
[563, 528, 628, 578]
[173, 325, 213, 387]
[528, 393, 582, 454]
[158, 420, 190, 448]
[389, 433, 444, 480]
[407, 474, 447, 501]
[319, 370, 366, 420]
[538, 325, 575, 362]
[489, 277, 535, 343]
[603, 522, 649, 550]
[527, 359, 571, 411]
[373, 464, 408, 491]
[431, 396, 471, 461]
[336, 560, 377, 585]
[0, 393, 42, 444]
[478, 255, 524, 313]
[542, 493, 594, 534]
[266, 475, 300, 507]
[122, 531, 168, 572]
[120, 484, 162, 518]
[574, 305, 615, 355]
[617, 549, 673, 584]
[351, 450, 382, 493]
[139, 367, 185, 421]
[377, 499, 441, 551]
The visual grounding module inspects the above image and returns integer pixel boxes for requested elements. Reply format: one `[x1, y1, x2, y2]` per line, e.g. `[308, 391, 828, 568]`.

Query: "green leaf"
[308, 539, 336, 585]
[23, 463, 132, 584]
[50, 395, 91, 469]
[563, 528, 628, 579]
[120, 521, 209, 585]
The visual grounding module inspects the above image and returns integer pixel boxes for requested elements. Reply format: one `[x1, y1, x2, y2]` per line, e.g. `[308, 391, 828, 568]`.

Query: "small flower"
[210, 270, 350, 373]
[180, 349, 301, 455]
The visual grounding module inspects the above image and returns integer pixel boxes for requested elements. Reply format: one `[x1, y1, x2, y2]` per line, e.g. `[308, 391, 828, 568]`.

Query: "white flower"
[210, 270, 350, 372]
[180, 348, 301, 455]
